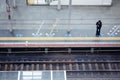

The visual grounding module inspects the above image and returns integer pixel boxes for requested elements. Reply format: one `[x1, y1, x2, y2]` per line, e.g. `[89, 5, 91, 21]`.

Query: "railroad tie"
[50, 63, 53, 70]
[69, 59, 72, 70]
[74, 60, 80, 76]
[7, 64, 10, 71]
[39, 64, 43, 70]
[13, 64, 15, 71]
[10, 64, 13, 71]
[72, 63, 76, 70]
[36, 64, 39, 70]
[114, 63, 118, 70]
[69, 64, 72, 70]
[76, 63, 79, 71]
[63, 59, 66, 70]
[26, 64, 29, 71]
[20, 64, 24, 71]
[95, 63, 99, 71]
[5, 64, 8, 71]
[55, 59, 59, 70]
[63, 63, 66, 70]
[31, 64, 34, 70]
[82, 63, 85, 71]
[108, 63, 112, 70]
[43, 64, 46, 70]
[15, 64, 18, 71]
[56, 64, 59, 70]
[101, 63, 105, 70]
[89, 63, 92, 71]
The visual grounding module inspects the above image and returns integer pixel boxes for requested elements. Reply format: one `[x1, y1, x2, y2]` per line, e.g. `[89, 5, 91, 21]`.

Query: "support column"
[57, 0, 61, 10]
[67, 0, 72, 36]
[13, 0, 17, 8]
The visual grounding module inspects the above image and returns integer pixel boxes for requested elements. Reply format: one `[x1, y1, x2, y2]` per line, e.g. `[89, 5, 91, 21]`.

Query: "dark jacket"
[96, 20, 102, 29]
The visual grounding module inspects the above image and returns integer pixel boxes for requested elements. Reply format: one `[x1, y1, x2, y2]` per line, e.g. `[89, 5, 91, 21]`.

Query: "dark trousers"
[96, 27, 101, 36]
[8, 14, 11, 20]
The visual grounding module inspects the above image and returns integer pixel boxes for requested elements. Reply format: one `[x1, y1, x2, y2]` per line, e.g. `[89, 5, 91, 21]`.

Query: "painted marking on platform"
[108, 25, 120, 37]
[49, 19, 59, 36]
[33, 20, 44, 36]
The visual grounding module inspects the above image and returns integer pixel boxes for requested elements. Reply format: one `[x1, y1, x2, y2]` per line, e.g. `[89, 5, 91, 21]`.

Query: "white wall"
[102, 0, 112, 5]
[34, 0, 47, 4]
[50, 0, 112, 5]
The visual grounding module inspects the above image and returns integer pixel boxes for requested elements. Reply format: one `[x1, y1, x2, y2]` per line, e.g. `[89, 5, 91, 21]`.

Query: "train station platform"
[0, 0, 120, 47]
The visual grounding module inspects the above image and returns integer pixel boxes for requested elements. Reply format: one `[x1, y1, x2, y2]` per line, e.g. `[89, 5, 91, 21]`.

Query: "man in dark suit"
[96, 20, 102, 36]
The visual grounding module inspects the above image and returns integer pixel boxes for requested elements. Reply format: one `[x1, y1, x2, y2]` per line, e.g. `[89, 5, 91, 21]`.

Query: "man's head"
[98, 20, 101, 22]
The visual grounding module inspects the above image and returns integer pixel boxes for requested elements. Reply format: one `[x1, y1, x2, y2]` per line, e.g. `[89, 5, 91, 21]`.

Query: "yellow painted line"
[50, 19, 59, 34]
[0, 37, 120, 40]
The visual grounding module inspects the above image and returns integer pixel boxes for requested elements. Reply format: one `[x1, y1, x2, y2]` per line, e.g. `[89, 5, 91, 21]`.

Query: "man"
[96, 20, 102, 36]
[6, 6, 11, 20]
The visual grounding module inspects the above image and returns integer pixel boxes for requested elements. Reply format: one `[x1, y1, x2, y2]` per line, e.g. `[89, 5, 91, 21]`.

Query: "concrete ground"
[0, 0, 120, 37]
[0, 0, 120, 44]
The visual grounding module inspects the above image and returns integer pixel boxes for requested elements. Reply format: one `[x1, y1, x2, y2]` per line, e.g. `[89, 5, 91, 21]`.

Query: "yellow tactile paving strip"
[0, 37, 120, 41]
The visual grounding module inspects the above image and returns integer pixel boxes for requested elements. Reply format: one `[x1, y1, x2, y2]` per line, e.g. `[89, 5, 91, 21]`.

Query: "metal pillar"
[45, 48, 48, 54]
[67, 0, 72, 34]
[90, 48, 94, 53]
[69, 0, 72, 10]
[46, 0, 50, 5]
[13, 0, 17, 8]
[9, 20, 13, 33]
[57, 0, 61, 10]
[68, 0, 72, 25]
[68, 48, 71, 54]
[8, 48, 11, 53]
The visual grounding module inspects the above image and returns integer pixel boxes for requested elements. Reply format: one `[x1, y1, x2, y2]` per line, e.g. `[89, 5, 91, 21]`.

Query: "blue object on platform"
[16, 34, 23, 37]
[64, 33, 71, 37]
[100, 34, 104, 37]
[109, 34, 115, 37]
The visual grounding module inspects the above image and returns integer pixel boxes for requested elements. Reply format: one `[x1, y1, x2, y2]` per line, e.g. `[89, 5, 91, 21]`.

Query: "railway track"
[0, 60, 120, 71]
[0, 47, 120, 79]
[0, 60, 120, 79]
